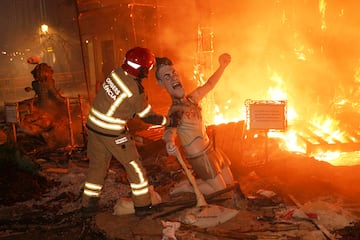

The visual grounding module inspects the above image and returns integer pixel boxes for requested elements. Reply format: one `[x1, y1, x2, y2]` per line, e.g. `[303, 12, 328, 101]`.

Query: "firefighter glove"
[168, 110, 183, 128]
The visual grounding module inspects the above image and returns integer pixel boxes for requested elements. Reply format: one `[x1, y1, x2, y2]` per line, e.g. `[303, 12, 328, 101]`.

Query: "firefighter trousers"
[82, 130, 151, 208]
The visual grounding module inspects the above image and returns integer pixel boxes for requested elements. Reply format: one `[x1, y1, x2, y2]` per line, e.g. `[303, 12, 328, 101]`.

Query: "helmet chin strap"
[137, 67, 149, 79]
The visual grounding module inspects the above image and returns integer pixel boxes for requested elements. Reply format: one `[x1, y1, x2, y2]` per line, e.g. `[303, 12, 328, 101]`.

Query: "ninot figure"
[30, 62, 65, 110]
[155, 53, 235, 195]
[81, 47, 180, 217]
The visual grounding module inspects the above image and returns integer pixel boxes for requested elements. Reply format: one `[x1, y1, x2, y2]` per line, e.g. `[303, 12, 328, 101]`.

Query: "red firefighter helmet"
[121, 47, 155, 78]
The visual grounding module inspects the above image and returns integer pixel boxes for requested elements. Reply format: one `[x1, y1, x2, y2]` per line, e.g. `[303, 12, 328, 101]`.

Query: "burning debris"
[1, 68, 360, 238]
[0, 51, 359, 239]
[1, 119, 360, 239]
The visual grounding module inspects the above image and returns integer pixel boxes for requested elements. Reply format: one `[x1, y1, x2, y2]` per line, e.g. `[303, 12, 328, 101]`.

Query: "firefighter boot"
[134, 204, 160, 217]
[81, 197, 99, 219]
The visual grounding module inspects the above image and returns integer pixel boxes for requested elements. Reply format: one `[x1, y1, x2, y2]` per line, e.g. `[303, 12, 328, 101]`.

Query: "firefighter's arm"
[190, 53, 231, 102]
[139, 108, 182, 128]
[140, 111, 180, 156]
[137, 93, 182, 127]
[137, 94, 169, 126]
[140, 111, 168, 126]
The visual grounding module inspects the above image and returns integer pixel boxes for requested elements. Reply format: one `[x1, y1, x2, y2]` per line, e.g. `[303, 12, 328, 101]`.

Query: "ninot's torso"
[169, 97, 208, 148]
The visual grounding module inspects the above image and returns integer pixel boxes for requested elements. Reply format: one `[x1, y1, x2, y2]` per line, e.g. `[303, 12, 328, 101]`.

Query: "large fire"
[202, 73, 360, 167]
[192, 0, 360, 167]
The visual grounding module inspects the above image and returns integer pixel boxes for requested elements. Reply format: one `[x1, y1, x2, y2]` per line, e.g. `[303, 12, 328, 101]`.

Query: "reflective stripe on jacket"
[86, 69, 167, 136]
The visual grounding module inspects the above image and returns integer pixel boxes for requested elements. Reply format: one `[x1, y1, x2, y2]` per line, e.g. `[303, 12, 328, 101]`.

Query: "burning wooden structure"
[294, 122, 360, 158]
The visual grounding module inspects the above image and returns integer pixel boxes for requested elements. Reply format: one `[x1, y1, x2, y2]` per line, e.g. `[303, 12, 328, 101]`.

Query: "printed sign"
[5, 102, 19, 123]
[245, 100, 287, 130]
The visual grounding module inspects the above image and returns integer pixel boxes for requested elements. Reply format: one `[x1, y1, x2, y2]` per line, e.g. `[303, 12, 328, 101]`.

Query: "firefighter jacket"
[86, 68, 169, 136]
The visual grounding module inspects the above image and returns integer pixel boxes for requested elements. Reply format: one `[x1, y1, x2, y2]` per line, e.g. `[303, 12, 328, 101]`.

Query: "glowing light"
[41, 24, 49, 34]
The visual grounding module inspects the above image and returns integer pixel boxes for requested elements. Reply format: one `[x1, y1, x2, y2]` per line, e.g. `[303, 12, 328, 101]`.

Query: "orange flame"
[201, 69, 356, 166]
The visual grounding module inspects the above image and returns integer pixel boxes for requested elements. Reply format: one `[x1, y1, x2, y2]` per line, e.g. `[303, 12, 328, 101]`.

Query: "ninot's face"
[157, 65, 184, 99]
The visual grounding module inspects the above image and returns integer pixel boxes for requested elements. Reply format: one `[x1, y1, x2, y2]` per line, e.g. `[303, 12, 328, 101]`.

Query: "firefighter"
[81, 47, 180, 217]
[155, 53, 234, 195]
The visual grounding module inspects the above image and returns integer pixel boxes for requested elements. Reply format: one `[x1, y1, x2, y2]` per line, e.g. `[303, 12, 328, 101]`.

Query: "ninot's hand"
[219, 53, 231, 67]
[166, 142, 178, 156]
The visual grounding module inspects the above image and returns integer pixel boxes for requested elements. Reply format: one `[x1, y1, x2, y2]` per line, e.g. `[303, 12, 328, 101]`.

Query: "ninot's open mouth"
[172, 82, 182, 89]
